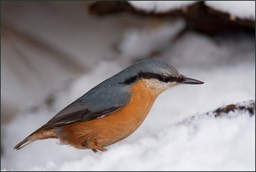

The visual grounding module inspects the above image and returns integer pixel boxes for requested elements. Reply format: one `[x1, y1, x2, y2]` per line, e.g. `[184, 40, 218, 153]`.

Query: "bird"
[14, 59, 203, 152]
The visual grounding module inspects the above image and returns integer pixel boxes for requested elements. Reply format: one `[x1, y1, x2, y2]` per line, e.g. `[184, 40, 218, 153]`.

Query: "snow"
[205, 1, 255, 20]
[118, 20, 185, 58]
[128, 1, 255, 20]
[1, 2, 255, 171]
[128, 1, 196, 13]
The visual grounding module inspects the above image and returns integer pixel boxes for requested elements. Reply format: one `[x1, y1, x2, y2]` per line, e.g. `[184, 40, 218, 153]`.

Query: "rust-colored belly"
[59, 80, 160, 149]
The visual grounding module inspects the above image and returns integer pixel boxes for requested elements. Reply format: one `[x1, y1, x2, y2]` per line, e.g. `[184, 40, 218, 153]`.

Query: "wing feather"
[39, 87, 130, 130]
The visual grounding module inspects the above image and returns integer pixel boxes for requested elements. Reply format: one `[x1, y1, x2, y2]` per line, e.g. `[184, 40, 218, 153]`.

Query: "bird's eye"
[161, 75, 169, 82]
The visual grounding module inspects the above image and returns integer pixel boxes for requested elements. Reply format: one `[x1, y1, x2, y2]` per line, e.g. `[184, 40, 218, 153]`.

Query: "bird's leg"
[81, 140, 107, 153]
[92, 149, 98, 153]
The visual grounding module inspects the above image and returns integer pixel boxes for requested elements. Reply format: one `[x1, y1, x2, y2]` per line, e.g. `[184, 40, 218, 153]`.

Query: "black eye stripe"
[139, 72, 181, 83]
[120, 72, 182, 85]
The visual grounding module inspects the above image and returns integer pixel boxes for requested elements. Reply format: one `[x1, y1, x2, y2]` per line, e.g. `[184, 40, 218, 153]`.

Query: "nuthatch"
[14, 59, 203, 152]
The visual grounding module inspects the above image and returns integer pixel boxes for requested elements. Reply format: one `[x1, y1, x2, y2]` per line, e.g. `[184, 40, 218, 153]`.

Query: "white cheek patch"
[142, 78, 176, 91]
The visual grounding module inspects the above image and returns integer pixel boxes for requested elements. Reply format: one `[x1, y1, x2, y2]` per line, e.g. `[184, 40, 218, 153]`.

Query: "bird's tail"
[14, 129, 57, 150]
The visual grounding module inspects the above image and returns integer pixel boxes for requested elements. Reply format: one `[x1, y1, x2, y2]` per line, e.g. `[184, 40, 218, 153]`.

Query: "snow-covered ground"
[1, 1, 255, 171]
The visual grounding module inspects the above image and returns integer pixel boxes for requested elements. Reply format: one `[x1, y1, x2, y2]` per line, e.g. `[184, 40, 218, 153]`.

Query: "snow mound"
[2, 100, 254, 170]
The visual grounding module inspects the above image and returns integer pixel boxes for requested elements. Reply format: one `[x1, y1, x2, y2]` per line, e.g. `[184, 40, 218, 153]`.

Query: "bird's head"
[119, 59, 203, 93]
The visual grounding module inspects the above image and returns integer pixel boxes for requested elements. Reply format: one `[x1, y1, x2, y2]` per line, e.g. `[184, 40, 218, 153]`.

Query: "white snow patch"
[205, 1, 255, 20]
[129, 1, 255, 20]
[118, 20, 185, 58]
[128, 1, 196, 13]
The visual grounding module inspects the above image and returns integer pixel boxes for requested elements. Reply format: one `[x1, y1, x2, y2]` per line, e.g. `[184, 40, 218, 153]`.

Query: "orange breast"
[59, 80, 161, 149]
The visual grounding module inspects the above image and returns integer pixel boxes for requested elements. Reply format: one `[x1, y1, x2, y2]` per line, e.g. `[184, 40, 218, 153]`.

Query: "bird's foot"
[82, 140, 107, 153]
[91, 146, 107, 153]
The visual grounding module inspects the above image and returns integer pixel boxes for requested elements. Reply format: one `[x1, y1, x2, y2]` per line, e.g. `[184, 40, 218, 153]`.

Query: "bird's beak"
[179, 76, 204, 85]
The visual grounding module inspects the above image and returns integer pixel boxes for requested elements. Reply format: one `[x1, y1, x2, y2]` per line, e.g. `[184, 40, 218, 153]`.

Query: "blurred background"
[1, 1, 255, 170]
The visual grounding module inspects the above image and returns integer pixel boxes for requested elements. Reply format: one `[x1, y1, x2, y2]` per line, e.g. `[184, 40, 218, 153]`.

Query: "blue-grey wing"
[39, 87, 130, 130]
